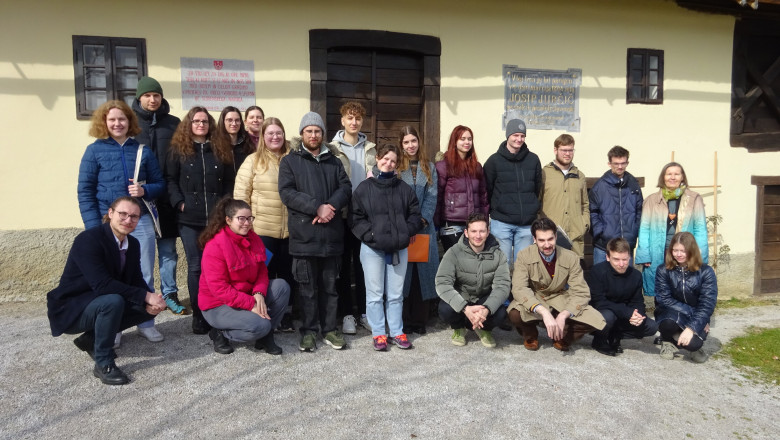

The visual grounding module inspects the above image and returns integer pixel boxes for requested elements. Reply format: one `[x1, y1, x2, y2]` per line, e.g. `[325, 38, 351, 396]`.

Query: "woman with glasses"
[244, 106, 265, 148]
[215, 106, 254, 176]
[234, 117, 295, 331]
[434, 125, 489, 252]
[197, 197, 290, 355]
[77, 100, 166, 344]
[167, 107, 234, 334]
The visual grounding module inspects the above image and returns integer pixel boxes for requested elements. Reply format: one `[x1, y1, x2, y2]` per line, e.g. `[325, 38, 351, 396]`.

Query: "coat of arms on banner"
[214, 60, 223, 70]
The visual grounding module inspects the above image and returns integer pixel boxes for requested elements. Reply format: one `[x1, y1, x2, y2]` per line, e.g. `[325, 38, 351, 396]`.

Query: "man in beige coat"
[539, 134, 589, 258]
[507, 218, 605, 351]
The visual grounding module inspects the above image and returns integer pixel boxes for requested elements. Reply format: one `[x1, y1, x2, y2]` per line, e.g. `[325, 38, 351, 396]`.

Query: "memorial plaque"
[503, 65, 581, 132]
[181, 57, 255, 111]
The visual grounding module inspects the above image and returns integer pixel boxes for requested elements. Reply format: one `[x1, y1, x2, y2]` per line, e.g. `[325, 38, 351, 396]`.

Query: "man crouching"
[47, 197, 166, 385]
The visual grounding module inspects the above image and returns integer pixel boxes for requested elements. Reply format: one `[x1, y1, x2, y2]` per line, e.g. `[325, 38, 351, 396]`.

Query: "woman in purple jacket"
[434, 125, 489, 252]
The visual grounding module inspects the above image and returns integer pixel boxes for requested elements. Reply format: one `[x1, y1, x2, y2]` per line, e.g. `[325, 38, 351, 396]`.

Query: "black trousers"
[293, 256, 340, 335]
[593, 309, 658, 345]
[438, 295, 507, 331]
[658, 319, 704, 352]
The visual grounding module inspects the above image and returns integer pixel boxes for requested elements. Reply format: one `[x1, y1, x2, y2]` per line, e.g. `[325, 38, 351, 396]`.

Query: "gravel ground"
[0, 302, 778, 440]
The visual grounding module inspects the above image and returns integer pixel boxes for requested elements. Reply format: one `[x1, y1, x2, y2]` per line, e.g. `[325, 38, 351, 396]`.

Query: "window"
[72, 36, 147, 119]
[626, 48, 664, 104]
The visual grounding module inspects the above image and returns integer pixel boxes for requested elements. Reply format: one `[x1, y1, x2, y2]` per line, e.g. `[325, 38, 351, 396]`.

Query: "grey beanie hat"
[505, 119, 527, 138]
[299, 112, 326, 134]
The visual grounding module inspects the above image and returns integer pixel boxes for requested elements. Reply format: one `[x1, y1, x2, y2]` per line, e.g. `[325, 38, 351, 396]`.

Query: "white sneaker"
[138, 326, 164, 342]
[342, 315, 357, 335]
[359, 314, 371, 331]
[113, 332, 122, 349]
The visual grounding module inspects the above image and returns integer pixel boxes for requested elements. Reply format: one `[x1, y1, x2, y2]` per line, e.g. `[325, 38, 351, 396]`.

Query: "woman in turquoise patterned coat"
[635, 162, 708, 296]
[397, 126, 439, 334]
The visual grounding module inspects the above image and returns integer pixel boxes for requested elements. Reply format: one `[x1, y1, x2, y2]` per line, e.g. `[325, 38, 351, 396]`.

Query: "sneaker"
[299, 333, 316, 352]
[277, 314, 295, 333]
[451, 328, 467, 346]
[324, 330, 346, 350]
[113, 332, 122, 349]
[373, 335, 388, 351]
[660, 341, 677, 360]
[689, 349, 708, 364]
[342, 315, 357, 335]
[164, 294, 187, 315]
[138, 326, 164, 342]
[474, 329, 497, 348]
[391, 334, 413, 349]
[359, 314, 371, 331]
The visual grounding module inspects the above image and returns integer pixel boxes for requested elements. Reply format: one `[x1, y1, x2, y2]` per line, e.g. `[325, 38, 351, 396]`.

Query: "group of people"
[46, 76, 718, 385]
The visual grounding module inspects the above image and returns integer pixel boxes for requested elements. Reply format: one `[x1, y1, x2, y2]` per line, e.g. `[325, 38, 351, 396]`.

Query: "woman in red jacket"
[198, 198, 290, 355]
[434, 125, 489, 252]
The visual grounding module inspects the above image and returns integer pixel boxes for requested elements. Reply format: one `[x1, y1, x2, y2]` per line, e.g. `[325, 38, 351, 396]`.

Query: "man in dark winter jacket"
[132, 76, 186, 315]
[435, 213, 510, 348]
[278, 112, 352, 352]
[587, 238, 657, 356]
[588, 146, 643, 266]
[483, 119, 542, 266]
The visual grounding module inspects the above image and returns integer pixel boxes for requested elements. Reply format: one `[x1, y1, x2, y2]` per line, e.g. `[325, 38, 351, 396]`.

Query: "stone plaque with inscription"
[503, 65, 581, 132]
[181, 57, 255, 111]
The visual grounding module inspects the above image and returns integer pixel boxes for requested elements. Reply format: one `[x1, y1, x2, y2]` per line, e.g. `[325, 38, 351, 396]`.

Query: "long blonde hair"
[252, 117, 290, 172]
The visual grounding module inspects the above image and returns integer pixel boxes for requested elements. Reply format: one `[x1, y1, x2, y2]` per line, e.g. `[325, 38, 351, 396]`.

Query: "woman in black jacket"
[215, 106, 254, 177]
[655, 231, 717, 363]
[167, 107, 234, 334]
[350, 144, 423, 351]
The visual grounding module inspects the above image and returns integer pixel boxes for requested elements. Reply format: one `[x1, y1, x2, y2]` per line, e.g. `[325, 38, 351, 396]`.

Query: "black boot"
[255, 333, 282, 355]
[208, 328, 234, 354]
[591, 334, 617, 356]
[192, 315, 211, 335]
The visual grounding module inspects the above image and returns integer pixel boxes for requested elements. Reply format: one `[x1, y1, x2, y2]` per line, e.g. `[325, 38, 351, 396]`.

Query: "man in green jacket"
[435, 213, 511, 348]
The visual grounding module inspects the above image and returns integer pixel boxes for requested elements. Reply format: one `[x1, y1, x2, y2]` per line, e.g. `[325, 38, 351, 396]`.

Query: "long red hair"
[443, 125, 481, 178]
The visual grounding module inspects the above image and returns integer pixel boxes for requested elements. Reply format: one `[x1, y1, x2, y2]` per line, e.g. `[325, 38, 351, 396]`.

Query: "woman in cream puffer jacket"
[234, 118, 291, 282]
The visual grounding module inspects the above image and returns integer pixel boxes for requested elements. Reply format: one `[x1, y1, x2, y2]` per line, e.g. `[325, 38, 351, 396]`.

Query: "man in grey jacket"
[435, 213, 510, 348]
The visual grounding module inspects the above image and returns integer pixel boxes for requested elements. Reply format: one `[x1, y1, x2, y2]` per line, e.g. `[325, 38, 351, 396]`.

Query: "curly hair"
[88, 100, 141, 139]
[215, 106, 253, 159]
[396, 126, 433, 185]
[170, 107, 233, 164]
[198, 197, 251, 249]
[339, 100, 366, 118]
[443, 125, 481, 178]
[253, 117, 290, 173]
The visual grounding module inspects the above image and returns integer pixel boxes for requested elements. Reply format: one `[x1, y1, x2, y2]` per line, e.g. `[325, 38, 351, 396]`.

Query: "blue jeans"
[130, 214, 156, 328]
[157, 237, 179, 296]
[360, 244, 407, 338]
[490, 219, 533, 266]
[64, 294, 154, 366]
[592, 247, 634, 268]
[202, 279, 291, 343]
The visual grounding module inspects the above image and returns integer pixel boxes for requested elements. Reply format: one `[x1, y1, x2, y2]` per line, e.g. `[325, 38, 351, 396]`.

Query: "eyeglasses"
[115, 211, 141, 222]
[557, 148, 575, 154]
[192, 120, 209, 126]
[234, 216, 255, 224]
[265, 131, 285, 138]
[225, 118, 242, 125]
[303, 128, 322, 136]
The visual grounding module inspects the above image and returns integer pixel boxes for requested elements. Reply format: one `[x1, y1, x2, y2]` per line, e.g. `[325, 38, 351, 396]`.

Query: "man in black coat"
[278, 112, 352, 352]
[47, 197, 167, 385]
[587, 237, 658, 356]
[132, 76, 186, 315]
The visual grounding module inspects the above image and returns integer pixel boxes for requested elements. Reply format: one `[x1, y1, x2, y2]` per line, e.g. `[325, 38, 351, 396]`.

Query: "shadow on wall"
[0, 229, 188, 302]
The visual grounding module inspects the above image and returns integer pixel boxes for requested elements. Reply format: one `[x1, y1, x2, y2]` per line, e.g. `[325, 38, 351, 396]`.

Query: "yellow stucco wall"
[0, 0, 775, 262]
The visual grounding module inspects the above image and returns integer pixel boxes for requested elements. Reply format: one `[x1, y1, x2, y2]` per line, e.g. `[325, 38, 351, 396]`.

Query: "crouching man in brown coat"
[507, 217, 605, 351]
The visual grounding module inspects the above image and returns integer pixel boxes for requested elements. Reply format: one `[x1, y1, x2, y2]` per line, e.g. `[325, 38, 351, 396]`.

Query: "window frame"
[72, 35, 147, 120]
[626, 48, 664, 105]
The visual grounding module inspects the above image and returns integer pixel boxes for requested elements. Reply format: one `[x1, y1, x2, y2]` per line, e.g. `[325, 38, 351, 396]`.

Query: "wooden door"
[753, 177, 780, 294]
[324, 49, 423, 148]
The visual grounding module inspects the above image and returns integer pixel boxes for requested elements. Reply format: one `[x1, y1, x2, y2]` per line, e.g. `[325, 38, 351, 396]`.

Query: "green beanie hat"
[135, 76, 163, 99]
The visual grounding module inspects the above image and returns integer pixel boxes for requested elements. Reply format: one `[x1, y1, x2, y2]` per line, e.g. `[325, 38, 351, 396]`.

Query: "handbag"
[407, 234, 430, 263]
[133, 145, 163, 238]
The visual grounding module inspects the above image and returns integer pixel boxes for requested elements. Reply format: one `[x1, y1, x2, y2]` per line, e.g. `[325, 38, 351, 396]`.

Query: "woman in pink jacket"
[198, 198, 290, 355]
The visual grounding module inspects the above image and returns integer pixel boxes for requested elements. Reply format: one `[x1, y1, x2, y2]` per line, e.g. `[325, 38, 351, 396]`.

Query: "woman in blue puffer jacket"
[655, 231, 717, 363]
[77, 100, 166, 343]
